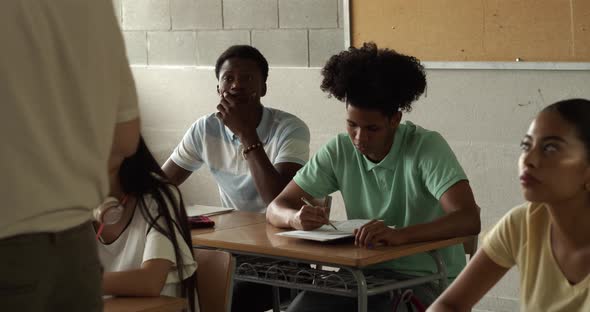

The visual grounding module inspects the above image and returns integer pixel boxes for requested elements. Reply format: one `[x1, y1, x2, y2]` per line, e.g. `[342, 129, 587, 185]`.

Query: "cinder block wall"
[112, 0, 344, 67]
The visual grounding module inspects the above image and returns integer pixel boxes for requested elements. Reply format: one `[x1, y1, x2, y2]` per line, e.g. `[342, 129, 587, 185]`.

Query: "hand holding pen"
[300, 197, 338, 231]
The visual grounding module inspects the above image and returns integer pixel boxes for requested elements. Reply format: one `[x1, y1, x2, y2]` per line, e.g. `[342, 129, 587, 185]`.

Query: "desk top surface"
[191, 210, 266, 235]
[103, 296, 187, 312]
[191, 211, 468, 268]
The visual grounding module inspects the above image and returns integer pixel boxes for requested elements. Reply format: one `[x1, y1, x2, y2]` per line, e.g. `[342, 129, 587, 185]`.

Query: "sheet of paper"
[276, 219, 395, 242]
[276, 230, 353, 242]
[186, 204, 235, 217]
[314, 219, 374, 234]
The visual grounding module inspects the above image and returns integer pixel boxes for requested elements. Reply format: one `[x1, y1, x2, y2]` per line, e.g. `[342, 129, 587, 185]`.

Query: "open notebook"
[276, 220, 396, 242]
[186, 204, 235, 217]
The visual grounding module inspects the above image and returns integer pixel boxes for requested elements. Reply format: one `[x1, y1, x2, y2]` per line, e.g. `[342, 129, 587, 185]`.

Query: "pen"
[300, 197, 338, 230]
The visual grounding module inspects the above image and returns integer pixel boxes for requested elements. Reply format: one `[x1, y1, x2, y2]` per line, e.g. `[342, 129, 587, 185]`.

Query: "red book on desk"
[188, 215, 215, 228]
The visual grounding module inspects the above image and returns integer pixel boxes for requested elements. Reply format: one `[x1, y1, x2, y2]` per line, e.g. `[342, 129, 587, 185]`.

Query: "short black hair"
[541, 98, 590, 160]
[215, 45, 269, 82]
[321, 42, 426, 117]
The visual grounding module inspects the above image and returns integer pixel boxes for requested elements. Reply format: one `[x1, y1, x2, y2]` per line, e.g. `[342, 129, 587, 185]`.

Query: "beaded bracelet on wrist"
[241, 142, 262, 159]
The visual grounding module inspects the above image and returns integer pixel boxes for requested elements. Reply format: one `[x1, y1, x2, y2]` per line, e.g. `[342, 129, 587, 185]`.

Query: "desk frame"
[192, 212, 464, 312]
[223, 249, 448, 312]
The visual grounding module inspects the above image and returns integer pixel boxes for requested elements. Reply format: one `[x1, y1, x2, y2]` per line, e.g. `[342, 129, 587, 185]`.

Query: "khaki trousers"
[0, 221, 102, 312]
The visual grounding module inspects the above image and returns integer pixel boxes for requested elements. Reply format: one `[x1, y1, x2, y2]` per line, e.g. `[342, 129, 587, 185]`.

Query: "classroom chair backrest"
[463, 205, 481, 260]
[194, 249, 235, 312]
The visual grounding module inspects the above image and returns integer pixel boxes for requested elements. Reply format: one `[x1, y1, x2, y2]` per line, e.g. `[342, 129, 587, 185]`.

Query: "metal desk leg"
[351, 269, 368, 312]
[427, 250, 448, 293]
[227, 256, 236, 312]
[272, 286, 281, 312]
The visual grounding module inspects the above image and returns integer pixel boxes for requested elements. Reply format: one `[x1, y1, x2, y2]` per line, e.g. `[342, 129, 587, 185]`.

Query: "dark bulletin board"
[351, 0, 590, 62]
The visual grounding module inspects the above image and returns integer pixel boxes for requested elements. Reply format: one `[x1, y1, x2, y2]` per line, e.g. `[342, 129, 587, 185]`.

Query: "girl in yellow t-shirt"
[429, 98, 590, 312]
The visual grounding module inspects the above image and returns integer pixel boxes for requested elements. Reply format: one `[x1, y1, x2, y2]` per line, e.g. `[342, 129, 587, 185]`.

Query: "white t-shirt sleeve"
[274, 117, 310, 165]
[170, 120, 205, 171]
[144, 223, 196, 284]
[142, 192, 197, 284]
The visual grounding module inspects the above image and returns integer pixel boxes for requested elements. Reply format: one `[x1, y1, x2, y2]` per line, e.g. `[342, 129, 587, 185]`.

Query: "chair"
[194, 249, 235, 312]
[463, 233, 479, 260]
[463, 205, 482, 260]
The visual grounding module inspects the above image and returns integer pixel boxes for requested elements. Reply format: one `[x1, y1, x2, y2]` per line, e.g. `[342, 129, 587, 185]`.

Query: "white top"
[171, 106, 310, 212]
[98, 193, 198, 308]
[0, 0, 139, 238]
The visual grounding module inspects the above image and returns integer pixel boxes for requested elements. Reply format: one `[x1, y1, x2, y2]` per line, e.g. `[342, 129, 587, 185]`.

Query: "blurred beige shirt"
[0, 0, 139, 238]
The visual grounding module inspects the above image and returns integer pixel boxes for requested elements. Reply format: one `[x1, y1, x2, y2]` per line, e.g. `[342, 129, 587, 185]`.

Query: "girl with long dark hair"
[96, 137, 198, 311]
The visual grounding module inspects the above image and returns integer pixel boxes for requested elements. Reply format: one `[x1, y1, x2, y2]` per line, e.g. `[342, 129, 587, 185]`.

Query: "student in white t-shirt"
[97, 137, 198, 312]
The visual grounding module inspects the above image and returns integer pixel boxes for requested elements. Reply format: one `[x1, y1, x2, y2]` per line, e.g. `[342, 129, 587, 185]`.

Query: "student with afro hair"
[266, 42, 481, 311]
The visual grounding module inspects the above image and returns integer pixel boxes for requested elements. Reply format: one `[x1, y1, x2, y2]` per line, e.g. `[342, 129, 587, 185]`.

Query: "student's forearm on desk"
[102, 259, 172, 297]
[393, 209, 480, 245]
[266, 197, 299, 228]
[395, 180, 481, 245]
[267, 181, 329, 230]
[103, 271, 164, 297]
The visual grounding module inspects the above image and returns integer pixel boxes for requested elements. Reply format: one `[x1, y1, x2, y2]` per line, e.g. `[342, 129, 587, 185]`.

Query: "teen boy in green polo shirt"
[266, 42, 481, 311]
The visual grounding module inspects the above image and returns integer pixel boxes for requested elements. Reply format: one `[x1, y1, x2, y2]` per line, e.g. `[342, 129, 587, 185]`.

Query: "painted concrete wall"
[133, 65, 590, 311]
[112, 0, 344, 67]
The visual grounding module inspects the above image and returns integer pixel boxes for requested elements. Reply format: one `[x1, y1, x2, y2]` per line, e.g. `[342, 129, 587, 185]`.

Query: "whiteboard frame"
[343, 0, 590, 71]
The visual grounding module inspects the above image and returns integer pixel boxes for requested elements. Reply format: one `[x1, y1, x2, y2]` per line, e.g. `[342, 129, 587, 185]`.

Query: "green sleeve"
[417, 132, 468, 200]
[293, 137, 340, 198]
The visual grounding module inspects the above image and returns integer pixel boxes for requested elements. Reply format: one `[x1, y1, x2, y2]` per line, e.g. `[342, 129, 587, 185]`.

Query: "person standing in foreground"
[429, 99, 590, 312]
[266, 42, 481, 311]
[0, 1, 140, 311]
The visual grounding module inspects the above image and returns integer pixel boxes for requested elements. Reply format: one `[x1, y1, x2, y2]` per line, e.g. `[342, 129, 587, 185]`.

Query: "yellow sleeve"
[482, 203, 529, 269]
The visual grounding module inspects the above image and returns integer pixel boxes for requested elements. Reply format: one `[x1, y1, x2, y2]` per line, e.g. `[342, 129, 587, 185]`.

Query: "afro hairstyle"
[320, 42, 426, 117]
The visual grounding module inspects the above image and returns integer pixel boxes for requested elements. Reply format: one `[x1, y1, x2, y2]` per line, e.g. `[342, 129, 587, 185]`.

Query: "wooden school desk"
[103, 295, 187, 312]
[191, 210, 267, 235]
[192, 211, 469, 312]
